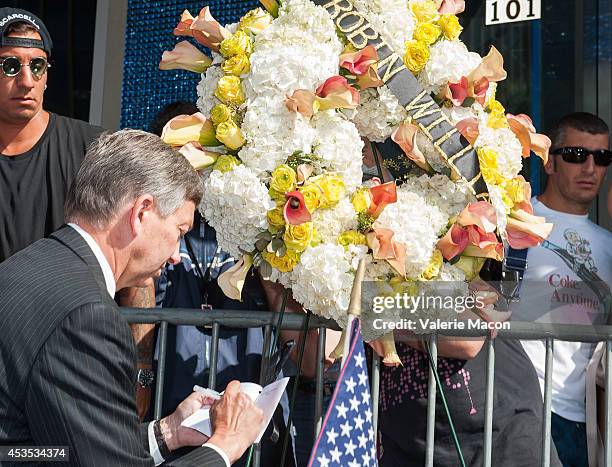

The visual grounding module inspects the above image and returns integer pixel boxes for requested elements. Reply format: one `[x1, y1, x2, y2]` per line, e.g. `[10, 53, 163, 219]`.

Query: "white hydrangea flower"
[419, 40, 482, 95]
[311, 197, 358, 244]
[196, 65, 224, 117]
[200, 165, 275, 258]
[352, 87, 408, 142]
[402, 174, 474, 219]
[352, 0, 415, 55]
[290, 243, 356, 325]
[239, 94, 316, 176]
[312, 111, 364, 193]
[374, 185, 448, 278]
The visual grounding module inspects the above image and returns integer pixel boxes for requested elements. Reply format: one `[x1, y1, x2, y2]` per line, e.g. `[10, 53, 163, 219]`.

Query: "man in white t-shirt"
[515, 112, 611, 467]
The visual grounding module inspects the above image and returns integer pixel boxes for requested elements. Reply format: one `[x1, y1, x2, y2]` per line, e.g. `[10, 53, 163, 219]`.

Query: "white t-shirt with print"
[515, 198, 612, 422]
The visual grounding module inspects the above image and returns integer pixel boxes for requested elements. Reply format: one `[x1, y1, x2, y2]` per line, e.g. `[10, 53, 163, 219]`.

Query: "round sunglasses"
[0, 56, 51, 79]
[552, 146, 611, 167]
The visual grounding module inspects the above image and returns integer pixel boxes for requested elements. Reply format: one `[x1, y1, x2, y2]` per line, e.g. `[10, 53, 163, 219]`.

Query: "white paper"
[181, 378, 289, 443]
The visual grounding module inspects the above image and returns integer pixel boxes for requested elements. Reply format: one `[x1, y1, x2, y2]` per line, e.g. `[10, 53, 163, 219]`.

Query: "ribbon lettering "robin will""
[311, 0, 487, 195]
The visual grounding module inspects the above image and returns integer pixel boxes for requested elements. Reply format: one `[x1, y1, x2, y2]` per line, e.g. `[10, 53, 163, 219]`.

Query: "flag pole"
[342, 258, 366, 368]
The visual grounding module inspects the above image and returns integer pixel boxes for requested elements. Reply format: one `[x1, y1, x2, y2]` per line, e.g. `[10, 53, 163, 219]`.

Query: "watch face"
[137, 369, 155, 388]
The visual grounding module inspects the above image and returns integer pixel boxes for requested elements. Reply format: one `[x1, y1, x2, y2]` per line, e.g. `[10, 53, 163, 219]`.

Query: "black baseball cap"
[0, 7, 53, 56]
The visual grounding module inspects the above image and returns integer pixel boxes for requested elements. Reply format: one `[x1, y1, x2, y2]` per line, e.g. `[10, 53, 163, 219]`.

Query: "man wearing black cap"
[0, 7, 102, 263]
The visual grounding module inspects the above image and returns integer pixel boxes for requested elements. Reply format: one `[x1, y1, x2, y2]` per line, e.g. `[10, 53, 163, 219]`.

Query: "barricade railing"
[121, 308, 612, 467]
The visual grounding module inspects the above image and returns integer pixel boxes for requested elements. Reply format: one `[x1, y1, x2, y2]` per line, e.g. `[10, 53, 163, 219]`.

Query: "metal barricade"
[121, 308, 612, 467]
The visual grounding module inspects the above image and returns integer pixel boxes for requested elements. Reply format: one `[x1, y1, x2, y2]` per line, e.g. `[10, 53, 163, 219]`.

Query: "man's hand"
[160, 392, 217, 451]
[208, 381, 265, 463]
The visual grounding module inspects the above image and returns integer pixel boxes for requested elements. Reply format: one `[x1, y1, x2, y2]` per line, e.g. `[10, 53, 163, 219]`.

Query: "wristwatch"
[137, 368, 155, 389]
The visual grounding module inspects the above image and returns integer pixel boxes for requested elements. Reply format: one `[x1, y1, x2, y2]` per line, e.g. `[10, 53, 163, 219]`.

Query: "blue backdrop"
[120, 0, 259, 130]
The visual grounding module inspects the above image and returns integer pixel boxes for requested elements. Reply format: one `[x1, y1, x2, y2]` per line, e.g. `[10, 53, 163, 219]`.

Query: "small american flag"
[308, 319, 378, 467]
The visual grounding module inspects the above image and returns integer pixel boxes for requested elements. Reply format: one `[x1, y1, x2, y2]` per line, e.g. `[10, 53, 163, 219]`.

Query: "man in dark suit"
[0, 129, 263, 466]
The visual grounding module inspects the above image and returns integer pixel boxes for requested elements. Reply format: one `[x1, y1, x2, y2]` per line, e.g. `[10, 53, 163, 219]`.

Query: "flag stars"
[345, 377, 356, 394]
[317, 454, 330, 467]
[361, 390, 370, 404]
[336, 402, 349, 419]
[330, 446, 342, 463]
[348, 460, 360, 467]
[358, 432, 368, 449]
[344, 439, 357, 457]
[358, 370, 368, 386]
[340, 420, 352, 437]
[365, 407, 373, 423]
[349, 395, 360, 412]
[355, 353, 365, 368]
[354, 414, 365, 431]
[326, 427, 339, 445]
[362, 451, 371, 465]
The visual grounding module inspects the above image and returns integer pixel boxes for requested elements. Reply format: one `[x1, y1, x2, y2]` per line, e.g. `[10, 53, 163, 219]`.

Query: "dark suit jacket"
[0, 226, 226, 466]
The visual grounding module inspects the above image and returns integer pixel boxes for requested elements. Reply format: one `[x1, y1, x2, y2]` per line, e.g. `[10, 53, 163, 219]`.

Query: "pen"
[193, 385, 222, 400]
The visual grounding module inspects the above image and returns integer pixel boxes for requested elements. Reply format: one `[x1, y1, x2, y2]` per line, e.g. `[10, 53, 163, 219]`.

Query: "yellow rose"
[283, 222, 314, 252]
[238, 8, 273, 35]
[268, 188, 287, 202]
[220, 30, 253, 58]
[338, 230, 367, 248]
[213, 154, 240, 173]
[438, 14, 463, 41]
[487, 99, 508, 129]
[477, 148, 504, 185]
[501, 178, 526, 205]
[351, 188, 373, 213]
[266, 207, 286, 233]
[215, 76, 246, 105]
[413, 22, 442, 45]
[221, 54, 251, 76]
[215, 120, 246, 150]
[411, 1, 439, 23]
[210, 104, 234, 126]
[314, 174, 346, 209]
[263, 249, 300, 273]
[453, 256, 486, 280]
[403, 40, 430, 74]
[421, 249, 443, 280]
[298, 183, 322, 213]
[270, 165, 297, 194]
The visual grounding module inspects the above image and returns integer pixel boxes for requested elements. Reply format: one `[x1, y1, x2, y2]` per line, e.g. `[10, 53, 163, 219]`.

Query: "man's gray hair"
[65, 129, 203, 228]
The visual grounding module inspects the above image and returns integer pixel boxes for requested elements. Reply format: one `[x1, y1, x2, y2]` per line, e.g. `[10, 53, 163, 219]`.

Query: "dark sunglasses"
[0, 56, 50, 79]
[552, 146, 612, 167]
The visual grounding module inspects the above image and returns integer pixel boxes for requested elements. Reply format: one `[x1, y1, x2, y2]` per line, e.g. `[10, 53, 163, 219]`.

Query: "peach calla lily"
[285, 89, 317, 118]
[438, 201, 502, 260]
[470, 46, 507, 84]
[446, 76, 490, 106]
[506, 209, 553, 249]
[367, 181, 398, 218]
[507, 114, 551, 164]
[391, 122, 429, 171]
[437, 0, 466, 14]
[174, 7, 230, 52]
[178, 142, 219, 170]
[159, 41, 212, 73]
[437, 224, 470, 260]
[367, 228, 407, 277]
[339, 45, 378, 75]
[455, 116, 480, 145]
[296, 164, 315, 182]
[161, 113, 220, 147]
[315, 76, 360, 111]
[218, 254, 253, 301]
[369, 332, 402, 367]
[283, 191, 312, 225]
[456, 200, 498, 233]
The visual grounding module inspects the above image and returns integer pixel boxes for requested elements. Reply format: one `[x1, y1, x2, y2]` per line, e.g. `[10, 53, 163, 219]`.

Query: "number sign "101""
[486, 0, 541, 25]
